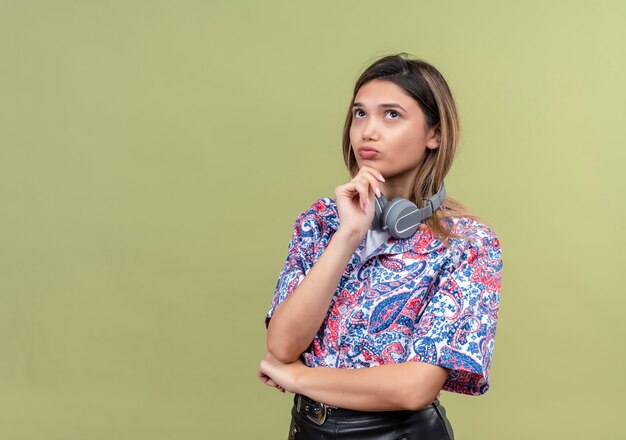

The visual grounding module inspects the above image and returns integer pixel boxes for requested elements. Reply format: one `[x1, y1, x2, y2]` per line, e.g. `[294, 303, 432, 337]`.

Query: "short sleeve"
[408, 225, 503, 395]
[264, 209, 319, 330]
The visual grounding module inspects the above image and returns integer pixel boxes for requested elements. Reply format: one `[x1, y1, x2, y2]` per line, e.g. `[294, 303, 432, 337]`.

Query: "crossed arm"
[258, 351, 450, 412]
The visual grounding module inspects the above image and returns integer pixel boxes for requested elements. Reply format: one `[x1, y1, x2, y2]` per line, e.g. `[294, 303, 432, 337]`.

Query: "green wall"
[1, 1, 624, 438]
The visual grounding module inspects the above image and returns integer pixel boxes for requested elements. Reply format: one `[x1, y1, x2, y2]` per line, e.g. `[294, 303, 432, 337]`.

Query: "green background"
[1, 1, 624, 438]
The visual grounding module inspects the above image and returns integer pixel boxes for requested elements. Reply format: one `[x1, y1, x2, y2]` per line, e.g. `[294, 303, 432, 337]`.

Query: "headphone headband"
[418, 181, 446, 220]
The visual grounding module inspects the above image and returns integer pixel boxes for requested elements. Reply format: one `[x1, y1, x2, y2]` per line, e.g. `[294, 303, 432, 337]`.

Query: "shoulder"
[292, 196, 340, 234]
[286, 197, 339, 262]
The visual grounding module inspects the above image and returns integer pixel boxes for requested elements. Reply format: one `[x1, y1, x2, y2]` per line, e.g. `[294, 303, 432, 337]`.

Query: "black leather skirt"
[287, 393, 454, 440]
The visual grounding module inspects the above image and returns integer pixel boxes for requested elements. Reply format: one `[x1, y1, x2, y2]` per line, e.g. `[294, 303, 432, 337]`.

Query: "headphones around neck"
[371, 182, 446, 239]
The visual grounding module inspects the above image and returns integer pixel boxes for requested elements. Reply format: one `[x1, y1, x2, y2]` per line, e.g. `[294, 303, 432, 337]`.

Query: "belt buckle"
[297, 394, 328, 425]
[307, 401, 327, 425]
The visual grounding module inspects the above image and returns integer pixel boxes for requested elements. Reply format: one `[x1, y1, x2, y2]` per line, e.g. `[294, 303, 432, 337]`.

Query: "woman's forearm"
[267, 228, 361, 363]
[293, 362, 449, 412]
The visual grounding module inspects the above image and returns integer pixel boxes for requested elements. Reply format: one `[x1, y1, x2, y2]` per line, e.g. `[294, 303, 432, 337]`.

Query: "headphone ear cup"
[384, 198, 420, 239]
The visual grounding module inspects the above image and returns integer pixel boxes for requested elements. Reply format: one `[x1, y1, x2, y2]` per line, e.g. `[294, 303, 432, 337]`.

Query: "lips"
[357, 147, 379, 159]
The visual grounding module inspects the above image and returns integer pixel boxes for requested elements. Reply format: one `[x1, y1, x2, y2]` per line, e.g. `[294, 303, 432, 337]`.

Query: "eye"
[353, 109, 365, 119]
[386, 110, 400, 119]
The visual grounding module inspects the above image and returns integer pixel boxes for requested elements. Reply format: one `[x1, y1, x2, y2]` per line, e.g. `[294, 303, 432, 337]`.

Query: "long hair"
[342, 52, 490, 247]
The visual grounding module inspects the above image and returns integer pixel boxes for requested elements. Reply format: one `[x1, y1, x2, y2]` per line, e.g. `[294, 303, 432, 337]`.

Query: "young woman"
[258, 53, 503, 439]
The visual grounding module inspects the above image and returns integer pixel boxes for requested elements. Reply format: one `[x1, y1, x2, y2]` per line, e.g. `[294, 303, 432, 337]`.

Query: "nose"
[362, 117, 379, 140]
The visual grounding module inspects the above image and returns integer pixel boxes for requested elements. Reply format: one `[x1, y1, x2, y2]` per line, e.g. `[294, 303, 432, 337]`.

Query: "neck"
[380, 168, 418, 201]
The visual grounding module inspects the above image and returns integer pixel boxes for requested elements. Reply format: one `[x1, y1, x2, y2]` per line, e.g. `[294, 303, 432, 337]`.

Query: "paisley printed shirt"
[265, 197, 503, 396]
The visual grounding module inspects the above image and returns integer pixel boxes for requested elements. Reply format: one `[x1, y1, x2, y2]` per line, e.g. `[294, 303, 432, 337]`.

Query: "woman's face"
[349, 79, 440, 179]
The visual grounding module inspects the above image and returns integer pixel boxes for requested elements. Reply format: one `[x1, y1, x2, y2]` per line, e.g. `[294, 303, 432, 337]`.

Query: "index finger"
[358, 165, 385, 182]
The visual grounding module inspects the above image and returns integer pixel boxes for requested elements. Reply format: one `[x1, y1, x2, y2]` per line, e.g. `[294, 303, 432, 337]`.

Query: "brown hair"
[342, 52, 492, 248]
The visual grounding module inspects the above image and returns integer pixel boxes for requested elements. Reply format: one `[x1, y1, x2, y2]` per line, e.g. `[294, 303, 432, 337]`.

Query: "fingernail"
[364, 200, 369, 213]
[378, 174, 385, 182]
[375, 187, 381, 197]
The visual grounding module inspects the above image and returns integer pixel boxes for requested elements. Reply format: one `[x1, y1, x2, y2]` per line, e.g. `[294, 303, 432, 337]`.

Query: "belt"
[294, 393, 440, 426]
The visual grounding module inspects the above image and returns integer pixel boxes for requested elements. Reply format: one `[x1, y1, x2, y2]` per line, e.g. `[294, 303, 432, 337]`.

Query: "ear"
[426, 124, 441, 150]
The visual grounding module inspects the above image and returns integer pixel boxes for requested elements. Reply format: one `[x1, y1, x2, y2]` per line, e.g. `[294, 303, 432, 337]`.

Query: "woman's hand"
[258, 370, 285, 393]
[335, 165, 385, 239]
[257, 351, 307, 394]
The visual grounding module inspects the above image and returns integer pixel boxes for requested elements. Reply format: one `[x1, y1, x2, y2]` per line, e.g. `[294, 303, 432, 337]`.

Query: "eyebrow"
[352, 102, 406, 111]
[352, 102, 407, 112]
